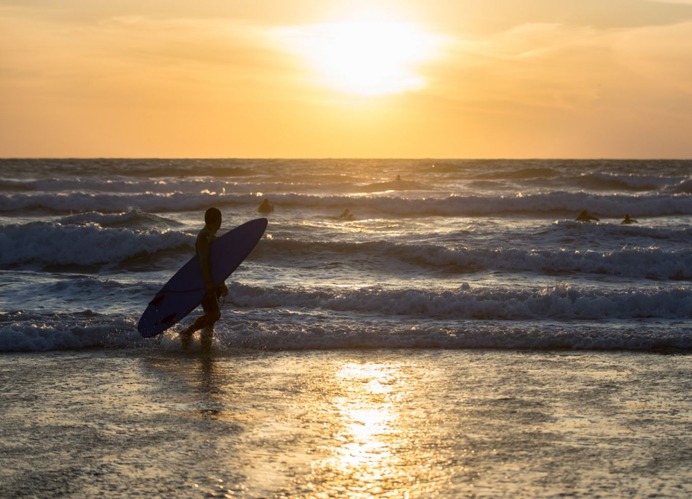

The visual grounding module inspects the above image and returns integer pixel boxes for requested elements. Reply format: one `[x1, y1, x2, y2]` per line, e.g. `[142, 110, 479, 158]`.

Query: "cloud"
[425, 18, 692, 113]
[611, 21, 692, 96]
[647, 0, 692, 4]
[423, 23, 610, 111]
[0, 9, 298, 111]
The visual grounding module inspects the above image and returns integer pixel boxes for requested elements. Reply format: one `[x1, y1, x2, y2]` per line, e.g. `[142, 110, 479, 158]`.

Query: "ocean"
[1, 158, 690, 352]
[1, 159, 691, 496]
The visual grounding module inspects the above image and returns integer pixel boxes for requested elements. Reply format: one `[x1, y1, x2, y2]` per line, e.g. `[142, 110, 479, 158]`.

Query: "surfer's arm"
[197, 234, 215, 293]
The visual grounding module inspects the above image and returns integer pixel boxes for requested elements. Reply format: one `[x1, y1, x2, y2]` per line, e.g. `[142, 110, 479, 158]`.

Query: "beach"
[1, 348, 690, 497]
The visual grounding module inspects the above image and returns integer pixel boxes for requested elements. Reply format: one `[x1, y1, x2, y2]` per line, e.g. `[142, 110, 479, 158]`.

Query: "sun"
[278, 19, 442, 96]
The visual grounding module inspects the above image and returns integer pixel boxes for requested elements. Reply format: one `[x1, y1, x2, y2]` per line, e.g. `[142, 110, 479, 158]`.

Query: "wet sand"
[1, 349, 690, 497]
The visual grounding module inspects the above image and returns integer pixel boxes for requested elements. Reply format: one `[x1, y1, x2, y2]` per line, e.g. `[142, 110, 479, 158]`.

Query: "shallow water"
[1, 349, 690, 497]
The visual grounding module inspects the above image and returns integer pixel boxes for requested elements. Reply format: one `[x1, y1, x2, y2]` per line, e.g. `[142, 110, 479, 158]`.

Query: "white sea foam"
[2, 190, 691, 218]
[0, 309, 688, 353]
[225, 282, 692, 321]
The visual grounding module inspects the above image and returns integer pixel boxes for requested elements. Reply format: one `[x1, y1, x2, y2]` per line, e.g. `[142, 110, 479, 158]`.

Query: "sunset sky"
[2, 0, 692, 158]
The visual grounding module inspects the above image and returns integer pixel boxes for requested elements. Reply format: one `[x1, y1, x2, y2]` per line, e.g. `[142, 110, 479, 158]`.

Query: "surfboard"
[137, 218, 268, 338]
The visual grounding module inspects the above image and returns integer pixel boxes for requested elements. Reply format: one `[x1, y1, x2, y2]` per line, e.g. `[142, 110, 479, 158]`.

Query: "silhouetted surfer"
[339, 208, 354, 220]
[179, 207, 228, 342]
[576, 210, 599, 222]
[621, 214, 638, 224]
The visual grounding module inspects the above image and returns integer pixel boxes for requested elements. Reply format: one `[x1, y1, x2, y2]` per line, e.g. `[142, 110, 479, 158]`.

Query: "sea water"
[0, 159, 690, 352]
[1, 159, 691, 497]
[2, 350, 690, 497]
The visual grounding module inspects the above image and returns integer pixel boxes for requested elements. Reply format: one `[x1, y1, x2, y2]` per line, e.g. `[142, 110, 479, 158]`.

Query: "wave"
[572, 172, 681, 192]
[2, 177, 308, 197]
[0, 158, 256, 179]
[0, 311, 144, 352]
[0, 179, 33, 192]
[0, 191, 235, 214]
[59, 209, 184, 229]
[2, 190, 691, 218]
[669, 177, 692, 194]
[226, 282, 692, 321]
[465, 164, 687, 192]
[262, 238, 692, 280]
[1, 308, 689, 353]
[2, 220, 690, 279]
[0, 222, 192, 269]
[358, 180, 428, 193]
[472, 167, 560, 180]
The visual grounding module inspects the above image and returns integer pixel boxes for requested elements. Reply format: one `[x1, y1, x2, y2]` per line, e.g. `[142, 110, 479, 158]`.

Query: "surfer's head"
[204, 207, 222, 230]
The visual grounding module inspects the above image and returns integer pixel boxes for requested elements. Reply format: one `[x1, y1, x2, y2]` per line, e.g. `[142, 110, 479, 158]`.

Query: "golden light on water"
[334, 364, 397, 468]
[158, 349, 455, 496]
[13, 351, 690, 497]
[310, 361, 415, 495]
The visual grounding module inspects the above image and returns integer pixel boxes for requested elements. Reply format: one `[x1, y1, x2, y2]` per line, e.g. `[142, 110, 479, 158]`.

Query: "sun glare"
[278, 19, 442, 96]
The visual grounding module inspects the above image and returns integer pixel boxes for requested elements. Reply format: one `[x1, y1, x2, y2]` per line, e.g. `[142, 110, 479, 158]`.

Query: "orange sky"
[1, 0, 692, 158]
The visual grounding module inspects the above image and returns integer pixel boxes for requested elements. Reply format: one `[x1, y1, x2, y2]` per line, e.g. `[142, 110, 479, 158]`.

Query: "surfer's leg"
[179, 293, 220, 337]
[200, 292, 221, 330]
[179, 316, 204, 336]
[196, 296, 218, 349]
[180, 330, 193, 349]
[200, 326, 213, 350]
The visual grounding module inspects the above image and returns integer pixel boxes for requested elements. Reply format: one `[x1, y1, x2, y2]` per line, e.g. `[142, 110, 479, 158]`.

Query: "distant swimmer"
[258, 199, 274, 214]
[621, 214, 638, 224]
[576, 210, 599, 222]
[339, 209, 354, 221]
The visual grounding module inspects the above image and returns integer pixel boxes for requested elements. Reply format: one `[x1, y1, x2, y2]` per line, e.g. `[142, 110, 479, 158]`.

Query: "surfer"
[576, 210, 599, 222]
[339, 208, 354, 220]
[621, 214, 638, 224]
[179, 207, 228, 337]
[258, 199, 274, 214]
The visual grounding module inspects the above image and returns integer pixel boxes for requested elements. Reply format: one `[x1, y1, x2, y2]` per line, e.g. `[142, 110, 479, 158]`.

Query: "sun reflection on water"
[312, 361, 414, 496]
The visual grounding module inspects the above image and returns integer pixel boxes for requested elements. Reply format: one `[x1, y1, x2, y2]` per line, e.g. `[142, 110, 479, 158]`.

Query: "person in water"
[339, 208, 354, 220]
[576, 210, 599, 222]
[258, 199, 274, 214]
[179, 207, 228, 337]
[621, 214, 638, 224]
